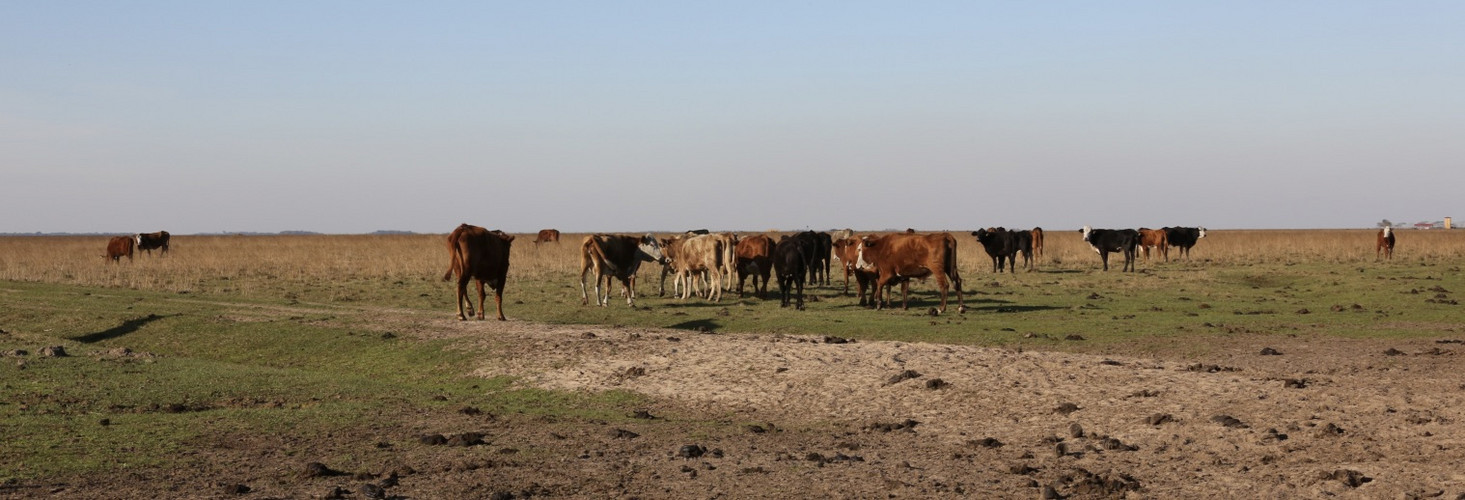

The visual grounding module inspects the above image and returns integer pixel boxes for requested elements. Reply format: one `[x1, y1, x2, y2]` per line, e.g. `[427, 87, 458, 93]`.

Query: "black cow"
[1080, 226, 1140, 272]
[136, 231, 170, 256]
[791, 231, 831, 286]
[972, 228, 1018, 273]
[1010, 230, 1034, 270]
[1162, 227, 1207, 259]
[773, 235, 809, 310]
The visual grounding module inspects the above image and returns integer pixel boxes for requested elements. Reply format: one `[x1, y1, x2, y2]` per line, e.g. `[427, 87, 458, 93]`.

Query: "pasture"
[3, 229, 1465, 498]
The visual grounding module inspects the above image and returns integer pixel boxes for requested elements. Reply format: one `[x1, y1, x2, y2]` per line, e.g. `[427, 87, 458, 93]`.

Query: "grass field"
[3, 228, 1464, 494]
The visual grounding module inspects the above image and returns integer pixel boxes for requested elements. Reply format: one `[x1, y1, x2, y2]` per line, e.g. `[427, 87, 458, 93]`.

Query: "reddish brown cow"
[442, 224, 515, 321]
[1377, 227, 1395, 260]
[533, 229, 560, 245]
[1030, 227, 1045, 261]
[854, 232, 965, 314]
[833, 236, 891, 307]
[734, 234, 773, 299]
[1137, 228, 1169, 261]
[105, 236, 135, 263]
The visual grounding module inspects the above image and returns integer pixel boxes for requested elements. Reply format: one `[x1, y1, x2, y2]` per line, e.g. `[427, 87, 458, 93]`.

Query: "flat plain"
[3, 229, 1464, 498]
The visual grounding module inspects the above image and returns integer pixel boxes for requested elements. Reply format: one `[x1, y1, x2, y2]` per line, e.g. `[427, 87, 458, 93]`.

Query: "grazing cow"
[1030, 227, 1045, 261]
[1080, 226, 1140, 272]
[135, 231, 170, 256]
[1137, 228, 1170, 261]
[735, 234, 773, 299]
[580, 234, 665, 307]
[669, 234, 726, 302]
[773, 235, 809, 310]
[854, 232, 965, 314]
[972, 228, 1019, 273]
[1377, 227, 1396, 260]
[105, 236, 135, 263]
[442, 224, 514, 321]
[1163, 226, 1207, 259]
[533, 229, 561, 245]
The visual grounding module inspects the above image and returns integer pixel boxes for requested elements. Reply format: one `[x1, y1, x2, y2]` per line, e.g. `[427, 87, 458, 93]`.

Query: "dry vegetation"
[4, 229, 1463, 295]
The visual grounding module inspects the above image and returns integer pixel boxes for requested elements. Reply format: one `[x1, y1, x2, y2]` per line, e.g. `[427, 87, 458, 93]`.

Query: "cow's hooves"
[958, 305, 968, 314]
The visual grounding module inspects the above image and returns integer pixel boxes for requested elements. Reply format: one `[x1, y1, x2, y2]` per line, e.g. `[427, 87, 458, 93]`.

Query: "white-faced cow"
[855, 232, 965, 314]
[1377, 227, 1396, 260]
[105, 236, 135, 263]
[580, 234, 665, 307]
[135, 231, 170, 256]
[773, 235, 809, 310]
[735, 234, 773, 299]
[1081, 226, 1140, 272]
[533, 229, 560, 245]
[1162, 226, 1207, 259]
[833, 236, 899, 308]
[442, 224, 514, 321]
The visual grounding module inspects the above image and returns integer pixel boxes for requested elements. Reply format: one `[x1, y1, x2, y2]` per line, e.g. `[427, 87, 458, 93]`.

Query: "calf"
[670, 234, 726, 302]
[442, 224, 514, 320]
[1163, 226, 1207, 259]
[580, 234, 665, 307]
[105, 236, 135, 263]
[1137, 228, 1169, 261]
[1080, 226, 1140, 272]
[735, 234, 773, 299]
[773, 235, 809, 310]
[1030, 227, 1045, 262]
[1377, 227, 1396, 260]
[855, 232, 964, 314]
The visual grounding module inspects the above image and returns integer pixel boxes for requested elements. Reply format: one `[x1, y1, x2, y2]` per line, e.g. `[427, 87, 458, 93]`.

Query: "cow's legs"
[491, 283, 506, 321]
[455, 278, 471, 320]
[474, 280, 487, 320]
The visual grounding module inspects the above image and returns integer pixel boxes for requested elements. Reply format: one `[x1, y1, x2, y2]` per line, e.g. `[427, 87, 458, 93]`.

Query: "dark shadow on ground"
[70, 314, 172, 344]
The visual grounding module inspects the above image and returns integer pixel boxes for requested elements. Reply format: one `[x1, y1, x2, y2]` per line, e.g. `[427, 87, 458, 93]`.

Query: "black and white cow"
[1080, 225, 1140, 272]
[1162, 226, 1207, 259]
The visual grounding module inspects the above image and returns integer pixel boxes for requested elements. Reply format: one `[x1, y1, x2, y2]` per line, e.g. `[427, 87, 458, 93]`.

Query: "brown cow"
[832, 236, 892, 307]
[581, 234, 665, 307]
[854, 232, 965, 314]
[1377, 227, 1395, 260]
[1030, 227, 1045, 261]
[1137, 228, 1169, 261]
[669, 234, 726, 302]
[136, 231, 170, 256]
[442, 224, 514, 320]
[533, 229, 560, 245]
[105, 236, 135, 263]
[734, 234, 773, 298]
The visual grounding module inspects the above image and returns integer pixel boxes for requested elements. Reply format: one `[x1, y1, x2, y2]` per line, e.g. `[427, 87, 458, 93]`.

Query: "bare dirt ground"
[15, 314, 1465, 499]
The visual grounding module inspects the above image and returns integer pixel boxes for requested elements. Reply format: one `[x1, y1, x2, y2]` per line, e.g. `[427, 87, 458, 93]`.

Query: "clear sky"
[4, 2, 1462, 234]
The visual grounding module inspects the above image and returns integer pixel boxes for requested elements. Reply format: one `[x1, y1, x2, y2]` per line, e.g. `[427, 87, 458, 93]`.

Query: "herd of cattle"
[98, 224, 1404, 321]
[440, 224, 1214, 321]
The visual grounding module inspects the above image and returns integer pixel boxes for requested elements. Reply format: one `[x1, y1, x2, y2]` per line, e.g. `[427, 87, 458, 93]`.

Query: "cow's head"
[1080, 225, 1093, 242]
[638, 234, 666, 263]
[854, 236, 878, 271]
[1198, 227, 1208, 239]
[1381, 227, 1391, 237]
[133, 234, 143, 245]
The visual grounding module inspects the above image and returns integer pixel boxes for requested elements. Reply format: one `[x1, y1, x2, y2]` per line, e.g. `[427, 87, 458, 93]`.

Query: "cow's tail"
[443, 227, 465, 282]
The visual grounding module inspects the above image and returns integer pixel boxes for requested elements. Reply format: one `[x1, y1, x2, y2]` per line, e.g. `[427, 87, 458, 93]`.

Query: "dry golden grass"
[3, 229, 1462, 296]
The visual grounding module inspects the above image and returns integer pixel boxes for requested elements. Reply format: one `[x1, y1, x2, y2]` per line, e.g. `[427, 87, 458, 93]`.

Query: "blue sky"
[4, 2, 1462, 234]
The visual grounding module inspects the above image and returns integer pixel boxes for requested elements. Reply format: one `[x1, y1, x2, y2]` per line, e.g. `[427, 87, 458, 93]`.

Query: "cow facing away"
[1163, 227, 1207, 259]
[533, 229, 560, 245]
[105, 236, 135, 263]
[1030, 227, 1045, 262]
[735, 234, 773, 299]
[855, 232, 965, 314]
[580, 234, 665, 307]
[1081, 226, 1140, 272]
[442, 224, 514, 321]
[1137, 228, 1170, 261]
[1377, 227, 1396, 260]
[135, 231, 170, 256]
[773, 235, 809, 310]
[670, 234, 726, 302]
